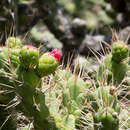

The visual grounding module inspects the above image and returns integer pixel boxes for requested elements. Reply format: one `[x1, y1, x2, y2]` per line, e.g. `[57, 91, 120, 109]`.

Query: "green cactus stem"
[62, 76, 87, 117]
[14, 65, 57, 129]
[37, 53, 59, 77]
[87, 86, 120, 113]
[19, 45, 39, 69]
[112, 40, 129, 63]
[5, 37, 22, 48]
[13, 49, 61, 129]
[97, 54, 128, 85]
[97, 40, 129, 85]
[93, 107, 119, 130]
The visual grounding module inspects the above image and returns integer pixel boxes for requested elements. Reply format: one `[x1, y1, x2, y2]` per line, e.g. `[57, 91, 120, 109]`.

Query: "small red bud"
[49, 48, 61, 62]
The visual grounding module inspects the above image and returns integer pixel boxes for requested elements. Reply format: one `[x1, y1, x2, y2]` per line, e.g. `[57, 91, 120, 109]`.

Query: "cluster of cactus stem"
[50, 40, 129, 129]
[53, 70, 121, 129]
[0, 37, 61, 129]
[87, 86, 120, 130]
[0, 37, 129, 130]
[97, 40, 129, 85]
[48, 69, 89, 129]
[91, 40, 129, 130]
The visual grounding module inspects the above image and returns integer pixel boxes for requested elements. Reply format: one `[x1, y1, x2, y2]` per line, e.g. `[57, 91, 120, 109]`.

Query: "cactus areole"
[19, 45, 39, 69]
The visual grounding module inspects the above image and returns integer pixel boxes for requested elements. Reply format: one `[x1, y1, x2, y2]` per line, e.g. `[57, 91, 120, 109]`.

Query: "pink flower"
[25, 45, 37, 50]
[49, 48, 61, 62]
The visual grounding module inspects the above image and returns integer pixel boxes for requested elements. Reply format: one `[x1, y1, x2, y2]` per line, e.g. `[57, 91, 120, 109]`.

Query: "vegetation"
[0, 0, 129, 130]
[0, 36, 129, 129]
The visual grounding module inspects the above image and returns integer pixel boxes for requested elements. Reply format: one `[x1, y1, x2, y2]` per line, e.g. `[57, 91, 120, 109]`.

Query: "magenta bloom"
[49, 48, 61, 62]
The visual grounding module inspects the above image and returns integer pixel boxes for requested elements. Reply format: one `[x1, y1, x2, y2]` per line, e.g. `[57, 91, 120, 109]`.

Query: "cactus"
[5, 37, 22, 48]
[37, 48, 61, 77]
[97, 40, 129, 85]
[86, 86, 120, 130]
[61, 75, 89, 130]
[0, 49, 6, 69]
[0, 39, 21, 69]
[93, 107, 119, 130]
[0, 44, 61, 129]
[19, 45, 39, 69]
[0, 50, 18, 129]
[62, 76, 87, 115]
[14, 48, 61, 129]
[48, 73, 88, 129]
[9, 48, 20, 67]
[112, 40, 129, 63]
[0, 68, 16, 130]
[54, 69, 72, 82]
[48, 70, 90, 129]
[0, 35, 129, 130]
[0, 106, 17, 130]
[88, 86, 120, 113]
[0, 47, 17, 103]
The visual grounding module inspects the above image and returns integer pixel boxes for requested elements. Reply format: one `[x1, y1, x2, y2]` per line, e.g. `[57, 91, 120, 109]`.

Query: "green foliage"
[93, 107, 119, 130]
[87, 85, 120, 130]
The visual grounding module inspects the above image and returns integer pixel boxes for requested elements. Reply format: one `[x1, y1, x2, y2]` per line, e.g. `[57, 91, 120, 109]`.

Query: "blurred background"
[0, 0, 130, 62]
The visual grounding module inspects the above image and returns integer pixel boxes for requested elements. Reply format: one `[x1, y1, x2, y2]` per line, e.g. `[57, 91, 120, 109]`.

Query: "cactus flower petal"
[49, 48, 61, 62]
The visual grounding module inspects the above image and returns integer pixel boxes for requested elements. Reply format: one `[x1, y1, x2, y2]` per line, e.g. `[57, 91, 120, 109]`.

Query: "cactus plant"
[37, 48, 61, 77]
[19, 45, 39, 69]
[10, 48, 20, 67]
[97, 40, 129, 85]
[62, 76, 87, 115]
[5, 37, 22, 48]
[86, 85, 120, 130]
[0, 51, 18, 130]
[0, 45, 61, 129]
[112, 40, 129, 63]
[0, 35, 129, 130]
[14, 48, 61, 129]
[0, 106, 17, 130]
[88, 86, 120, 113]
[93, 107, 119, 130]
